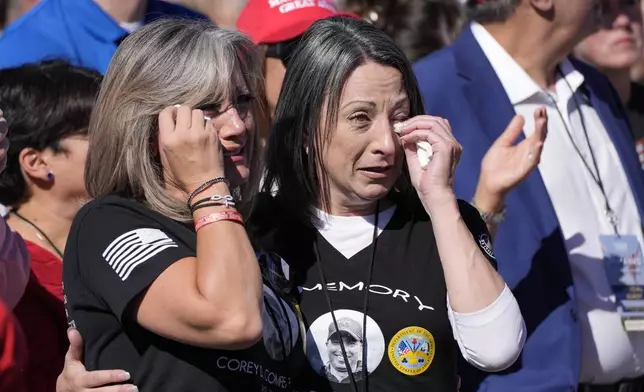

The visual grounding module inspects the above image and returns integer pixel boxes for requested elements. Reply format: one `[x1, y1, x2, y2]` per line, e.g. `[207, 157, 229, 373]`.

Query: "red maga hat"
[237, 0, 359, 45]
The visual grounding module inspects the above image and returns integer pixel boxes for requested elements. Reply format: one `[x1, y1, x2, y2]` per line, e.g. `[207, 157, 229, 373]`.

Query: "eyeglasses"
[198, 93, 255, 122]
[265, 36, 301, 68]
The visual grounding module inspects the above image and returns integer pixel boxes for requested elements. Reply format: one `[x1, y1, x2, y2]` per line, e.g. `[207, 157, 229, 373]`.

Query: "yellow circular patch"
[387, 326, 435, 376]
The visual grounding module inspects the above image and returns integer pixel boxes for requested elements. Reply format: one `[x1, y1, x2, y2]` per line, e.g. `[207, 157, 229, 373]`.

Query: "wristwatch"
[471, 200, 506, 226]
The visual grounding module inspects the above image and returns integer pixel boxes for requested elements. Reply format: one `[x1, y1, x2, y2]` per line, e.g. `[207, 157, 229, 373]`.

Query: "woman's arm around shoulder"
[56, 329, 135, 392]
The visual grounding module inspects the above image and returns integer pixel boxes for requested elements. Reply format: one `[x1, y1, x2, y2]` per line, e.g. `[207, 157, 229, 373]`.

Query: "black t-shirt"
[63, 196, 304, 392]
[248, 193, 497, 392]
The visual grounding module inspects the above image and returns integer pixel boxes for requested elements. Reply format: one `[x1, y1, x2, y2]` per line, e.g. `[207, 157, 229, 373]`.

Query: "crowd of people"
[0, 0, 643, 392]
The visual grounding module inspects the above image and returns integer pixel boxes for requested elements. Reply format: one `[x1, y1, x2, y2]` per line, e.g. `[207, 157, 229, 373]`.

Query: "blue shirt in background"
[0, 0, 205, 73]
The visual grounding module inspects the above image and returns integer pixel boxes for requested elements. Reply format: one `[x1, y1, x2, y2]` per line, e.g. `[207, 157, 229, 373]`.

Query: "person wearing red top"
[0, 60, 101, 392]
[0, 298, 28, 391]
[0, 107, 28, 392]
[0, 108, 30, 311]
[12, 242, 69, 391]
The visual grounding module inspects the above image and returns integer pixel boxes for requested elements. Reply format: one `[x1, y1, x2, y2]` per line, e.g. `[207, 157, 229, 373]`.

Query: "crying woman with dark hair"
[251, 16, 528, 391]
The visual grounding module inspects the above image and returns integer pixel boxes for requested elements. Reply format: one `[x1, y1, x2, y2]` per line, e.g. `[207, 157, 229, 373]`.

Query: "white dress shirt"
[472, 22, 644, 384]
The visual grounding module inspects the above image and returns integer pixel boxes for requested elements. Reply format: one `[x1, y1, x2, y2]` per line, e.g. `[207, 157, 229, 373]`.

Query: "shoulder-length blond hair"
[85, 18, 265, 222]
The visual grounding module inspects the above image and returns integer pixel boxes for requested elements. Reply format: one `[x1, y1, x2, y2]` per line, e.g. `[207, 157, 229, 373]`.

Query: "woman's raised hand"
[158, 105, 225, 194]
[398, 115, 462, 205]
[474, 108, 548, 213]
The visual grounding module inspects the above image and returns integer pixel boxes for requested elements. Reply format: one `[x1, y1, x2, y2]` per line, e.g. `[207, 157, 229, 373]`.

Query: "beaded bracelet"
[187, 177, 229, 208]
[195, 211, 243, 231]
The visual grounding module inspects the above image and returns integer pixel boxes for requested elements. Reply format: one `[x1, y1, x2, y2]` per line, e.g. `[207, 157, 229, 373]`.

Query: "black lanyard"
[313, 201, 380, 392]
[545, 67, 620, 236]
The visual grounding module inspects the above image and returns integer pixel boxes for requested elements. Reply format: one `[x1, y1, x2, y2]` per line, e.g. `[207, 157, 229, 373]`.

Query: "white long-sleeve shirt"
[0, 218, 30, 309]
[449, 285, 525, 371]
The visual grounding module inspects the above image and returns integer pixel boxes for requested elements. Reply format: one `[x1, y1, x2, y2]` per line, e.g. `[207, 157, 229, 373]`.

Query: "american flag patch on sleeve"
[102, 228, 178, 281]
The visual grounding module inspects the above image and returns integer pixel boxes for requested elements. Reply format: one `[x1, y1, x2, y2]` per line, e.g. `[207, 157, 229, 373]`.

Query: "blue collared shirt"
[0, 0, 205, 73]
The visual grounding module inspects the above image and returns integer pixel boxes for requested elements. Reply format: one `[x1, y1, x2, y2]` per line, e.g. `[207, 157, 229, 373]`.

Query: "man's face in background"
[551, 0, 603, 45]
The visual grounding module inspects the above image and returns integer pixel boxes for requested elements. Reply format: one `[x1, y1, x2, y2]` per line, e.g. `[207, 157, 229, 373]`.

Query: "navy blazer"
[413, 25, 644, 392]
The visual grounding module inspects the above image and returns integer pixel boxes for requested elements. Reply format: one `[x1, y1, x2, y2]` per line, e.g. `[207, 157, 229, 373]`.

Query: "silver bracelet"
[190, 194, 236, 213]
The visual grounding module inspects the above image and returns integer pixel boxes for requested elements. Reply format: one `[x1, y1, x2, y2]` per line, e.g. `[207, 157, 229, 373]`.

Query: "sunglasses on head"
[265, 36, 301, 68]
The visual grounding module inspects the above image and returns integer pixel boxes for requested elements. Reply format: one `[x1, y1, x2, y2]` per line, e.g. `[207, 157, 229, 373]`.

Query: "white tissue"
[393, 123, 433, 169]
[416, 141, 433, 169]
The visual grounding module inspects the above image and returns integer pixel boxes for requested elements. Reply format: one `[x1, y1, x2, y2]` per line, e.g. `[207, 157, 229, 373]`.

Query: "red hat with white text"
[237, 0, 359, 45]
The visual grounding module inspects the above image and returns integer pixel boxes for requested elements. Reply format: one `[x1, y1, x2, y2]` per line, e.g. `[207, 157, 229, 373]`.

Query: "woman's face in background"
[576, 0, 643, 70]
[38, 134, 90, 202]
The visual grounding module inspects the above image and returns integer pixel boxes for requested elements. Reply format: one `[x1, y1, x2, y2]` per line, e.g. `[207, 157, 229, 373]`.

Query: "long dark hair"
[261, 16, 425, 226]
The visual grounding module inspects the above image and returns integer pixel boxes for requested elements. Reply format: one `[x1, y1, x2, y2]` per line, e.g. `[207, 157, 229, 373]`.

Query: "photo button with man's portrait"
[305, 309, 385, 384]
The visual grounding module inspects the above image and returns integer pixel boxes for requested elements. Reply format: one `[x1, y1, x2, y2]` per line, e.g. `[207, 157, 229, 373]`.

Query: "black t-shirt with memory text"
[248, 193, 497, 392]
[63, 196, 304, 392]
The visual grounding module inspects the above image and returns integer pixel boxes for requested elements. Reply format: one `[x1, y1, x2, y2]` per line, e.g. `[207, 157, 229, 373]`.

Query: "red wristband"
[194, 211, 243, 231]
